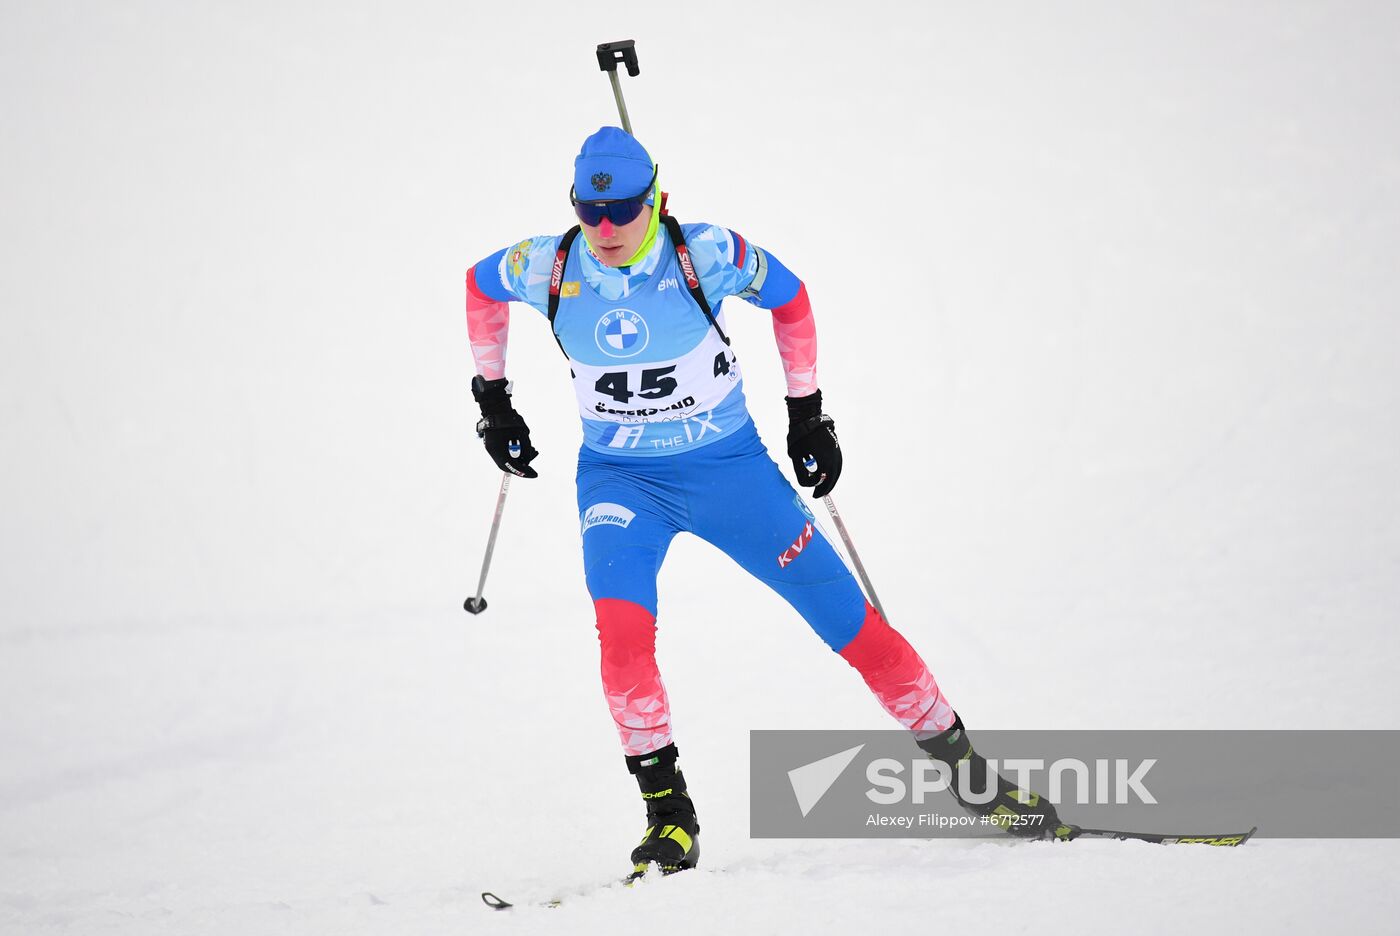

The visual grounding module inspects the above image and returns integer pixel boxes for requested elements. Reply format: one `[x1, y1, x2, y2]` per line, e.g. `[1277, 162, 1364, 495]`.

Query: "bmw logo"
[594, 308, 649, 359]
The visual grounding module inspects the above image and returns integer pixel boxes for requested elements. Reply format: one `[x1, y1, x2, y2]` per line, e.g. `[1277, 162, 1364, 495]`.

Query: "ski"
[481, 882, 612, 911]
[481, 861, 679, 910]
[1062, 824, 1257, 846]
[479, 891, 523, 911]
[481, 825, 1257, 909]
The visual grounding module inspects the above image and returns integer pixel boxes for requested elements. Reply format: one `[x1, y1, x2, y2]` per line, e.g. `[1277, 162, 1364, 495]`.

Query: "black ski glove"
[786, 390, 841, 498]
[472, 376, 539, 478]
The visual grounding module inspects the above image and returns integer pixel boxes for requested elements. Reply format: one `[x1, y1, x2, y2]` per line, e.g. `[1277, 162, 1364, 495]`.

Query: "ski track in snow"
[5, 838, 1400, 934]
[3, 615, 1398, 935]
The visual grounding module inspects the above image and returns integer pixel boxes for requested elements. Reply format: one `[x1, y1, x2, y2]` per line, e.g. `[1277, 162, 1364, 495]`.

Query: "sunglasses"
[570, 164, 658, 227]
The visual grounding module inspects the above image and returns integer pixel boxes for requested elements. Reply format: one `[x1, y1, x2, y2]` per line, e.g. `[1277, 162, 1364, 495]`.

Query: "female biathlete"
[464, 127, 1065, 877]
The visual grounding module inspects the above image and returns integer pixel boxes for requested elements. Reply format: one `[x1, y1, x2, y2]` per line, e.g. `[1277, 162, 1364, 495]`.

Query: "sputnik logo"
[788, 744, 866, 818]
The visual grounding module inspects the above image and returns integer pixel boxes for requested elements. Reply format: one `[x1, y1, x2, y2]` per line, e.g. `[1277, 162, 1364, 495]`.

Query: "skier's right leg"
[576, 451, 700, 874]
[681, 427, 1065, 838]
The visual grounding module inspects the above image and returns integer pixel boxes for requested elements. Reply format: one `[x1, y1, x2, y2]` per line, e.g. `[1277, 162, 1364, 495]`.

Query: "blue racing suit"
[467, 220, 952, 756]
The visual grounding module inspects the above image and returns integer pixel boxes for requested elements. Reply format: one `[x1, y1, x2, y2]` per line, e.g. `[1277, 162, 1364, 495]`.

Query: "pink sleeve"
[466, 264, 511, 381]
[770, 282, 818, 397]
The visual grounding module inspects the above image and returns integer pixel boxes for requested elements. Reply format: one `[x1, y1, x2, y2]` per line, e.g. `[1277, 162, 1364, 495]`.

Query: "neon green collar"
[621, 183, 662, 267]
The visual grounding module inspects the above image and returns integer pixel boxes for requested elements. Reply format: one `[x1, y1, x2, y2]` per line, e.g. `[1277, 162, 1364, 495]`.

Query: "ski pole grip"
[596, 40, 639, 77]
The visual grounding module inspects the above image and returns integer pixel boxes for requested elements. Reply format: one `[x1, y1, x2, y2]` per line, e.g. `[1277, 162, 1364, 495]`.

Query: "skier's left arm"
[687, 225, 841, 498]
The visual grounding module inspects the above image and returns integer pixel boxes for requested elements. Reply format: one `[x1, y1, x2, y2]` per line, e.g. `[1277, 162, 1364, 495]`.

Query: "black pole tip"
[464, 597, 488, 615]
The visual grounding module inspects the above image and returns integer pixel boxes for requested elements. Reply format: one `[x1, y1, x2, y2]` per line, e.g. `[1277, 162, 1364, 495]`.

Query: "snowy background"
[3, 0, 1398, 933]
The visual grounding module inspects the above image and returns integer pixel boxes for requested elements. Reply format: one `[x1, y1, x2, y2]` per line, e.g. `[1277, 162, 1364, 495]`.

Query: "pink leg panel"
[595, 598, 673, 756]
[838, 603, 956, 740]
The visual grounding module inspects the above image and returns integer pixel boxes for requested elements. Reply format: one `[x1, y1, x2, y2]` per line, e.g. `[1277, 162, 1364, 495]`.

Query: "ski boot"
[917, 713, 1073, 841]
[625, 743, 700, 879]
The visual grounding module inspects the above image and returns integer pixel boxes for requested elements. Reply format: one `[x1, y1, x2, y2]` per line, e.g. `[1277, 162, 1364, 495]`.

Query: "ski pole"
[596, 40, 640, 134]
[821, 494, 888, 621]
[464, 472, 512, 615]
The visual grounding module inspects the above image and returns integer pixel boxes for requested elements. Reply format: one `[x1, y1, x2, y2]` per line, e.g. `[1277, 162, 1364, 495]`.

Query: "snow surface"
[3, 1, 1399, 933]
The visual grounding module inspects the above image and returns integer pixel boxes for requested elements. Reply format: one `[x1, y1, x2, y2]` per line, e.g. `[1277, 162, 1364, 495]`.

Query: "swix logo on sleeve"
[777, 520, 816, 569]
[676, 246, 700, 290]
[550, 251, 566, 292]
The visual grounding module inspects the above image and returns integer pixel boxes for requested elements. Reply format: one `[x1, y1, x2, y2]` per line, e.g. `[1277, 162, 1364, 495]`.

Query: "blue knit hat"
[574, 126, 655, 201]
